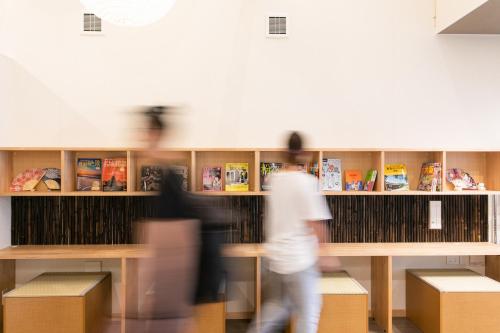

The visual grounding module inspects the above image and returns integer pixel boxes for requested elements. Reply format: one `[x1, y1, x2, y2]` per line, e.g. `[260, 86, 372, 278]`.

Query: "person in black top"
[127, 107, 226, 333]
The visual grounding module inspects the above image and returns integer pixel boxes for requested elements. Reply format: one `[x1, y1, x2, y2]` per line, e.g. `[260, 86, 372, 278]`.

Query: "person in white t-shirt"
[247, 132, 332, 333]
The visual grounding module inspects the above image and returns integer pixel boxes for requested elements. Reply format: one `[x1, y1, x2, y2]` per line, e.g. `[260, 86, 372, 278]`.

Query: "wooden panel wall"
[0, 260, 15, 331]
[11, 195, 488, 245]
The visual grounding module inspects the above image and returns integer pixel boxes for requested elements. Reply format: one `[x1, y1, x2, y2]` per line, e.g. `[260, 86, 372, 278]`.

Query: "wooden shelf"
[1, 148, 499, 197]
[195, 191, 267, 196]
[2, 190, 498, 197]
[0, 191, 158, 197]
[195, 150, 256, 192]
[1, 243, 500, 260]
[323, 150, 383, 191]
[384, 151, 444, 191]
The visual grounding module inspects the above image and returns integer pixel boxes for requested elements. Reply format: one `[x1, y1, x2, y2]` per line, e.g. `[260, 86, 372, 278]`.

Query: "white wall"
[0, 0, 496, 315]
[0, 198, 11, 248]
[436, 0, 487, 32]
[2, 0, 500, 148]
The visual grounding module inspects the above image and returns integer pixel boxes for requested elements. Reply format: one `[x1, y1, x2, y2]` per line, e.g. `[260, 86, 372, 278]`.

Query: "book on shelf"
[42, 168, 61, 191]
[417, 162, 442, 192]
[363, 169, 377, 192]
[170, 165, 188, 191]
[322, 158, 342, 191]
[345, 170, 363, 191]
[260, 162, 283, 191]
[225, 163, 249, 192]
[10, 168, 46, 192]
[309, 162, 319, 178]
[102, 158, 127, 192]
[203, 166, 223, 191]
[140, 165, 162, 192]
[384, 164, 409, 191]
[77, 158, 102, 191]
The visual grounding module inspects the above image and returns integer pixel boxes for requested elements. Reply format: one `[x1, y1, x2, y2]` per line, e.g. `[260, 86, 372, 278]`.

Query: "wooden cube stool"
[192, 302, 225, 333]
[318, 271, 368, 333]
[3, 272, 111, 333]
[287, 271, 368, 333]
[406, 269, 500, 333]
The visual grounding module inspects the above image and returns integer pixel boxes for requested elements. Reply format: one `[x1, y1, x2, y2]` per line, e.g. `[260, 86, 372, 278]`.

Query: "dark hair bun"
[288, 131, 303, 153]
[146, 106, 165, 116]
[145, 106, 166, 131]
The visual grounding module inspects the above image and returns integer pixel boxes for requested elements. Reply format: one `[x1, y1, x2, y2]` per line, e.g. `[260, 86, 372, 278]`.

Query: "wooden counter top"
[1, 242, 500, 260]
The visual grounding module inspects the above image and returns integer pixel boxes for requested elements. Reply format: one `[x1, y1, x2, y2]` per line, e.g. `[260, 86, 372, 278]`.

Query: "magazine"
[363, 169, 377, 192]
[322, 159, 342, 191]
[171, 165, 188, 191]
[203, 166, 223, 191]
[102, 158, 127, 192]
[345, 170, 363, 191]
[140, 165, 162, 192]
[260, 162, 283, 191]
[225, 163, 249, 191]
[77, 158, 102, 191]
[418, 162, 442, 192]
[384, 164, 409, 191]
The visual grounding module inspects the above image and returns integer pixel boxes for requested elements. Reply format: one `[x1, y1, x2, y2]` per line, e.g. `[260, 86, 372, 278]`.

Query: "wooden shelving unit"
[2, 148, 500, 196]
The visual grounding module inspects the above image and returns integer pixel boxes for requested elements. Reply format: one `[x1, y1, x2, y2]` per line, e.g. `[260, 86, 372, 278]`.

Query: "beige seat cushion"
[408, 269, 500, 293]
[320, 271, 368, 295]
[4, 272, 109, 297]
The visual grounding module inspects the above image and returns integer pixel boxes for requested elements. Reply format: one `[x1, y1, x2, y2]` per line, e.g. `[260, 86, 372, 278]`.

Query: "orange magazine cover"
[102, 158, 127, 191]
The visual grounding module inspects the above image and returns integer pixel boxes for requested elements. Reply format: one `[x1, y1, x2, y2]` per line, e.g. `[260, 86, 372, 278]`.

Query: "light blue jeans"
[247, 264, 322, 333]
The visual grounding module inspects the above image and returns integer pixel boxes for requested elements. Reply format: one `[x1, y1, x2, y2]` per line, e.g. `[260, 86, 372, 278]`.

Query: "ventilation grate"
[268, 16, 287, 35]
[83, 13, 102, 32]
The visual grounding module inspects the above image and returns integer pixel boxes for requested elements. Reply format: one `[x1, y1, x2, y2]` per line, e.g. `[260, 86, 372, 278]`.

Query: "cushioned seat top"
[407, 269, 500, 293]
[3, 272, 109, 298]
[320, 271, 368, 295]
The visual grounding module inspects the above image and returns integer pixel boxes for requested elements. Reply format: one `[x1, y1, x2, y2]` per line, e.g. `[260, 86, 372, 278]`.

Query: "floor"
[226, 318, 423, 333]
[370, 318, 422, 333]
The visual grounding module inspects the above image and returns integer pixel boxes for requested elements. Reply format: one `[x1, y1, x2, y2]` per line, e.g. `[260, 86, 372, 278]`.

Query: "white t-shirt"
[264, 171, 332, 274]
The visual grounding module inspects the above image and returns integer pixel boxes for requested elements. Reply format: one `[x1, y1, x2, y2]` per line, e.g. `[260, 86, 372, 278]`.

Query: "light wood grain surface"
[1, 242, 500, 260]
[371, 257, 392, 333]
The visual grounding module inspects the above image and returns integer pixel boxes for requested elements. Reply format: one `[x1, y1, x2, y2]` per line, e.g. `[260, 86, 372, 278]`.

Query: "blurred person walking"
[125, 106, 226, 333]
[247, 132, 332, 333]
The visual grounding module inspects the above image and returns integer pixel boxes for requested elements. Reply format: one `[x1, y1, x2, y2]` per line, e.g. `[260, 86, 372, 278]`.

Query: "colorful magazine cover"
[446, 168, 478, 190]
[77, 158, 102, 191]
[225, 163, 249, 191]
[384, 164, 409, 191]
[42, 168, 61, 191]
[418, 162, 442, 192]
[345, 170, 363, 191]
[10, 168, 46, 192]
[203, 166, 223, 191]
[260, 162, 283, 191]
[321, 158, 342, 191]
[171, 165, 188, 191]
[140, 165, 162, 192]
[363, 169, 377, 192]
[102, 158, 127, 192]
